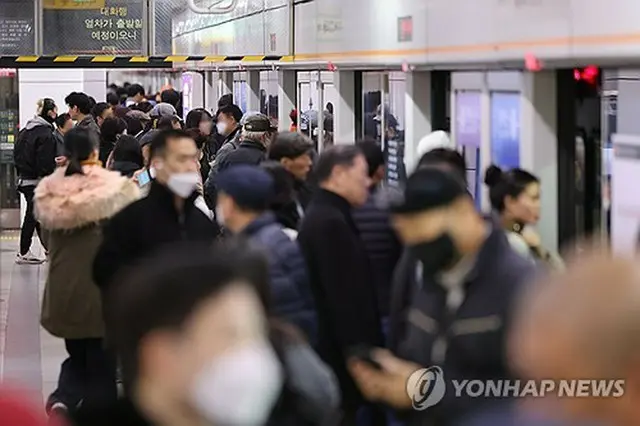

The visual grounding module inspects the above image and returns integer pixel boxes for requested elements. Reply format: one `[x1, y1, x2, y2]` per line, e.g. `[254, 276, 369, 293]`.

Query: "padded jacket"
[243, 212, 318, 345]
[352, 187, 402, 318]
[13, 116, 56, 181]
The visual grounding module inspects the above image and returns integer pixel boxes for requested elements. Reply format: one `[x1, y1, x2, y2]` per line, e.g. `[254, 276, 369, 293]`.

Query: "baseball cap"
[243, 113, 276, 132]
[150, 102, 178, 119]
[388, 167, 469, 214]
[217, 165, 275, 211]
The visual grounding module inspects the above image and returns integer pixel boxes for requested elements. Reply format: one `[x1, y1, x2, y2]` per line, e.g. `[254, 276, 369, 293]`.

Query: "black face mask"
[409, 233, 460, 275]
[40, 113, 55, 124]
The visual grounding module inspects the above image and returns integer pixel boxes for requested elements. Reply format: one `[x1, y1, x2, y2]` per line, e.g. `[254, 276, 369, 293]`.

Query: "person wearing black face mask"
[348, 167, 536, 426]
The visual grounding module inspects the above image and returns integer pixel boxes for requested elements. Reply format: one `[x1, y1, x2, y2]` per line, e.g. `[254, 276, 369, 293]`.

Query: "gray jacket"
[280, 340, 341, 425]
[77, 115, 101, 147]
[390, 222, 537, 426]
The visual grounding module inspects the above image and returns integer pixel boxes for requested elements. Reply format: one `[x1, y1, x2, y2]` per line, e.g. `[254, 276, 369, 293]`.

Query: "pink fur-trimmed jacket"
[35, 165, 140, 339]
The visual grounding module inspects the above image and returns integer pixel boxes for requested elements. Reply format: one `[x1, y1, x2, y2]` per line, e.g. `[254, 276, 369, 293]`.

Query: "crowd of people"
[9, 83, 636, 426]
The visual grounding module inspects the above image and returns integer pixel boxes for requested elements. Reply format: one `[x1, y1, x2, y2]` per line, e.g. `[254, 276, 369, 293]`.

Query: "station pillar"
[277, 70, 296, 132]
[520, 71, 559, 252]
[218, 72, 234, 99]
[334, 71, 356, 144]
[246, 70, 261, 112]
[404, 71, 433, 173]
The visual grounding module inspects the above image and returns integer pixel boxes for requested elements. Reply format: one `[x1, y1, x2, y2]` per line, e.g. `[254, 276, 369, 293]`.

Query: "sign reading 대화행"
[43, 0, 144, 55]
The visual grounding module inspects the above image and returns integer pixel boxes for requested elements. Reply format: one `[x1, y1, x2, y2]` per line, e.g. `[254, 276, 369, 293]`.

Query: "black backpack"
[13, 127, 31, 177]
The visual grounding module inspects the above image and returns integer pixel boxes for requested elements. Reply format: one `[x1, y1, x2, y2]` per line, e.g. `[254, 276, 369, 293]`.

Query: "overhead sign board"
[43, 0, 144, 55]
[43, 0, 106, 9]
[0, 0, 35, 55]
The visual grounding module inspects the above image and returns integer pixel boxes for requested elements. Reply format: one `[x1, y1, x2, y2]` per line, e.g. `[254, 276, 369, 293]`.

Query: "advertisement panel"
[490, 92, 520, 169]
[455, 91, 482, 202]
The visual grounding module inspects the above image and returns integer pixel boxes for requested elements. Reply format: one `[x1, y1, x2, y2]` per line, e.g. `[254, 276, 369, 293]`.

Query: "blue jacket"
[244, 213, 318, 345]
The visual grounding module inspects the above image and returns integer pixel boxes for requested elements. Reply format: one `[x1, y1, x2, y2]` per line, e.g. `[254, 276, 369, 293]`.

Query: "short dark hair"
[160, 89, 180, 107]
[110, 241, 270, 391]
[54, 113, 71, 129]
[218, 94, 233, 109]
[314, 145, 363, 183]
[127, 83, 145, 98]
[157, 116, 181, 131]
[100, 117, 127, 143]
[216, 104, 243, 124]
[106, 92, 120, 106]
[484, 165, 539, 212]
[418, 148, 467, 184]
[268, 132, 313, 162]
[149, 129, 194, 160]
[112, 134, 143, 167]
[356, 140, 384, 178]
[64, 92, 92, 115]
[92, 102, 111, 119]
[185, 108, 212, 130]
[132, 101, 153, 114]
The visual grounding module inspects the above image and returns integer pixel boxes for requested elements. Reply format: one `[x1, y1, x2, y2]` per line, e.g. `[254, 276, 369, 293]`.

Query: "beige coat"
[35, 165, 139, 339]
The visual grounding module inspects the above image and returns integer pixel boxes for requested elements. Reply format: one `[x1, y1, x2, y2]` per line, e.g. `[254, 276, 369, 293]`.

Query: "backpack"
[13, 128, 31, 176]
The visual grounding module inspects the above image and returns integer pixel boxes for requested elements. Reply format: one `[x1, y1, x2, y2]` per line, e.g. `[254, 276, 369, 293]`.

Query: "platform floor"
[0, 231, 65, 406]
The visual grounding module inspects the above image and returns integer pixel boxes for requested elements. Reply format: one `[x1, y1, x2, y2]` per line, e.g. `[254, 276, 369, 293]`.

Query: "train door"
[362, 71, 406, 187]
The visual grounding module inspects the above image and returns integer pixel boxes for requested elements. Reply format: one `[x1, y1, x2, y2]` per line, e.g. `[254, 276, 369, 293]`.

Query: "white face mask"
[167, 172, 200, 198]
[215, 205, 225, 226]
[190, 341, 283, 425]
[216, 121, 227, 136]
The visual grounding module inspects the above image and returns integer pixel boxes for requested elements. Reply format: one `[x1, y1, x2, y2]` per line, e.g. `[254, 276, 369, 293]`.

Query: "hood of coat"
[35, 165, 140, 230]
[24, 115, 53, 130]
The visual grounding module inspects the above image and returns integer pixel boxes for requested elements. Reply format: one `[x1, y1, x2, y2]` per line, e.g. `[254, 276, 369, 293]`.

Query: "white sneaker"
[15, 251, 45, 265]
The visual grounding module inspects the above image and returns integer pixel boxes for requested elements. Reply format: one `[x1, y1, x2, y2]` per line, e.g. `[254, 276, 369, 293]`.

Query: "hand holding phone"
[135, 169, 151, 187]
[346, 344, 383, 370]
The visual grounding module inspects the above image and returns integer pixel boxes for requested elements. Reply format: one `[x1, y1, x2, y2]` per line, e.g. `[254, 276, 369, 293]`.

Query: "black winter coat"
[218, 138, 267, 171]
[298, 189, 383, 409]
[13, 117, 56, 180]
[92, 181, 220, 292]
[352, 187, 402, 318]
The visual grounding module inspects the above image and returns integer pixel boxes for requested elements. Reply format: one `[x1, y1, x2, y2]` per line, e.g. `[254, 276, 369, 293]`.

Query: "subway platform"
[0, 230, 65, 407]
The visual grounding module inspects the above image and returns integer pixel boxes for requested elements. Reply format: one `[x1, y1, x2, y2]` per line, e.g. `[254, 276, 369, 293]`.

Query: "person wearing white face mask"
[92, 129, 221, 297]
[77, 242, 340, 426]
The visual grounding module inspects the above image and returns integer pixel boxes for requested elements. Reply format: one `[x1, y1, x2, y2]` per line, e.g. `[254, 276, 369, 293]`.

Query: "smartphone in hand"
[136, 169, 151, 187]
[346, 344, 383, 370]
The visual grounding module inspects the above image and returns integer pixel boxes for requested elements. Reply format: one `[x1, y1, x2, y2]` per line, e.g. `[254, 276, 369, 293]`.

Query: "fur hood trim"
[35, 165, 140, 230]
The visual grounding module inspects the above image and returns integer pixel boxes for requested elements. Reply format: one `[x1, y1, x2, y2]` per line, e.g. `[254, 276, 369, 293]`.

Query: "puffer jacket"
[352, 186, 402, 318]
[243, 212, 318, 345]
[13, 116, 56, 182]
[34, 165, 140, 339]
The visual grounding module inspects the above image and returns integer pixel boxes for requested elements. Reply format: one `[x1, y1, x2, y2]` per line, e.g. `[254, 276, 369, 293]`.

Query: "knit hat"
[217, 165, 275, 211]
